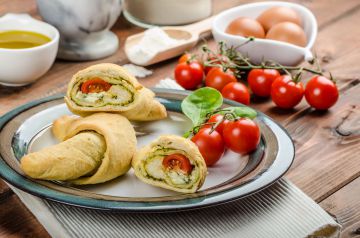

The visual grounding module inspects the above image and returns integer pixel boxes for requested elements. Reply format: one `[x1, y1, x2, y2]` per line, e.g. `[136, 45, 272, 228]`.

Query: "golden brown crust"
[20, 132, 106, 181]
[21, 113, 137, 185]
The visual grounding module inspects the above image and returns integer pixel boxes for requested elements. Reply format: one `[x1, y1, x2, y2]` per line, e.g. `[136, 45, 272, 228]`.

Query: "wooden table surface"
[0, 0, 359, 237]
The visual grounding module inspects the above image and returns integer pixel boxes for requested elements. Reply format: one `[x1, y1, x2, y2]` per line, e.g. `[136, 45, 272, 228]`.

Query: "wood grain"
[0, 194, 50, 238]
[0, 0, 359, 237]
[0, 180, 12, 203]
[320, 177, 360, 238]
[285, 82, 360, 201]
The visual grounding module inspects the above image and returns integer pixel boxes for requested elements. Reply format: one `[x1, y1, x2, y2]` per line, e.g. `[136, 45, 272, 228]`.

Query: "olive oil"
[0, 30, 51, 49]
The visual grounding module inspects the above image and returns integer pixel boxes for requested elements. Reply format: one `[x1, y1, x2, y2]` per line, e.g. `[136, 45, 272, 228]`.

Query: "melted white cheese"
[75, 85, 132, 104]
[103, 85, 132, 104]
[76, 91, 105, 103]
[145, 158, 166, 180]
[167, 170, 189, 185]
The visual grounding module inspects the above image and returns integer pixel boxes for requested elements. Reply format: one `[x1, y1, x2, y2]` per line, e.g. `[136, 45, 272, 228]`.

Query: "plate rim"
[0, 89, 295, 212]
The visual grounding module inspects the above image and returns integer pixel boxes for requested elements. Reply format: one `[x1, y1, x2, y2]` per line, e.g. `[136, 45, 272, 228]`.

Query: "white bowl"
[212, 1, 317, 66]
[0, 13, 59, 86]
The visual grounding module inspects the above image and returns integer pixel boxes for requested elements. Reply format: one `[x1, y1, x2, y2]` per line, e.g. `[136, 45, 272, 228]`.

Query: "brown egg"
[257, 6, 302, 32]
[225, 17, 265, 38]
[266, 22, 307, 47]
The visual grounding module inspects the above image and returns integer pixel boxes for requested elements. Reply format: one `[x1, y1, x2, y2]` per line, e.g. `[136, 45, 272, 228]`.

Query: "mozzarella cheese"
[145, 157, 166, 180]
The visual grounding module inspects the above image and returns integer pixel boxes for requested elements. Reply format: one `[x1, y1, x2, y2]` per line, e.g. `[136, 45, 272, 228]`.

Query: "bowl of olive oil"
[0, 14, 59, 86]
[0, 30, 51, 49]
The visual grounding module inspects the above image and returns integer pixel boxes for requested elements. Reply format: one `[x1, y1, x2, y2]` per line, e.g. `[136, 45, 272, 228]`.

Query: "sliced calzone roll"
[132, 135, 207, 193]
[20, 113, 136, 185]
[65, 63, 167, 121]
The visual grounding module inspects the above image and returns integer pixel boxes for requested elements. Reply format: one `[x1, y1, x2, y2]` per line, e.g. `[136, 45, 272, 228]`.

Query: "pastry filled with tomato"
[65, 63, 167, 121]
[132, 135, 207, 193]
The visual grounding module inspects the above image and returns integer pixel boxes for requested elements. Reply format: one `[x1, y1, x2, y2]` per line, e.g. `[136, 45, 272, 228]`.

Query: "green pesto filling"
[71, 76, 135, 107]
[141, 147, 201, 189]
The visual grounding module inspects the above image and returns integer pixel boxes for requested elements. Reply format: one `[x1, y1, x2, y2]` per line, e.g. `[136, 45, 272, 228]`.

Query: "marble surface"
[37, 0, 122, 60]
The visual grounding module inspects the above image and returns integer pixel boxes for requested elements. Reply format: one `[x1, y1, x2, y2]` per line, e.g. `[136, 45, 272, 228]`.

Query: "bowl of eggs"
[212, 1, 317, 66]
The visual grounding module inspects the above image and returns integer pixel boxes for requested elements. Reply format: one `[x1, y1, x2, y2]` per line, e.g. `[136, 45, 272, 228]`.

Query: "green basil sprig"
[181, 87, 223, 126]
[181, 87, 257, 137]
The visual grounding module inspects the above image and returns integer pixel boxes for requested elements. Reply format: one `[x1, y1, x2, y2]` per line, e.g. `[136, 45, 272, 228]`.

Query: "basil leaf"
[181, 87, 223, 125]
[219, 106, 257, 119]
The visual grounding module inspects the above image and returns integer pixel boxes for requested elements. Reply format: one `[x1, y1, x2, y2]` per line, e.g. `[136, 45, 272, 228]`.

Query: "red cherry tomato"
[271, 75, 304, 109]
[202, 114, 230, 135]
[162, 153, 193, 175]
[203, 55, 227, 75]
[248, 69, 280, 97]
[81, 78, 111, 94]
[174, 61, 204, 90]
[204, 65, 219, 76]
[205, 67, 237, 92]
[221, 82, 250, 105]
[223, 118, 261, 154]
[305, 76, 339, 110]
[178, 53, 192, 64]
[191, 128, 225, 166]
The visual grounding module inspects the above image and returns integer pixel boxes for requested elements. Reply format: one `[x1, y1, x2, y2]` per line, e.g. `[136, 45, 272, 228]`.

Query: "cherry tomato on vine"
[271, 75, 304, 109]
[204, 55, 228, 75]
[205, 67, 237, 92]
[221, 82, 250, 105]
[174, 61, 204, 90]
[223, 118, 260, 154]
[191, 128, 225, 166]
[248, 69, 280, 97]
[202, 114, 230, 135]
[305, 76, 339, 110]
[178, 53, 192, 64]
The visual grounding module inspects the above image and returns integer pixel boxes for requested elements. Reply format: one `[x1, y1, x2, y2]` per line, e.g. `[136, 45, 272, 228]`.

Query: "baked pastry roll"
[20, 113, 136, 185]
[65, 63, 167, 121]
[132, 135, 207, 193]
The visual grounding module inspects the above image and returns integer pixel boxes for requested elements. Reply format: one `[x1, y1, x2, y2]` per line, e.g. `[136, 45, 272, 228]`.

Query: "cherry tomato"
[202, 114, 230, 135]
[204, 55, 225, 75]
[174, 61, 204, 90]
[221, 82, 250, 105]
[81, 78, 111, 94]
[305, 76, 339, 110]
[248, 69, 280, 97]
[205, 67, 237, 92]
[162, 153, 193, 175]
[191, 128, 225, 166]
[178, 53, 192, 64]
[204, 65, 219, 76]
[204, 56, 215, 75]
[223, 118, 260, 154]
[271, 75, 304, 109]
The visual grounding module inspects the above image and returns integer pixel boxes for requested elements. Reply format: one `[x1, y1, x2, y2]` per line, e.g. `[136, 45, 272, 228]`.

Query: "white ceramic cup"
[0, 13, 59, 86]
[212, 1, 317, 66]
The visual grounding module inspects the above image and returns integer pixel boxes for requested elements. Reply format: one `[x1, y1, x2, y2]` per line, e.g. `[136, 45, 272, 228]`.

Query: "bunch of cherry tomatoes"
[174, 52, 339, 110]
[191, 113, 260, 166]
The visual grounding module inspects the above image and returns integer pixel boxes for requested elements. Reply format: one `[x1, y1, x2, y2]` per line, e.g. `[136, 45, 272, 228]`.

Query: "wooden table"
[0, 0, 359, 237]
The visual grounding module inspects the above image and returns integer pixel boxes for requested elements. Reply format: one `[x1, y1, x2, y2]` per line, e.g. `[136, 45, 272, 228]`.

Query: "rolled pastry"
[65, 63, 167, 121]
[20, 113, 136, 185]
[132, 135, 207, 193]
